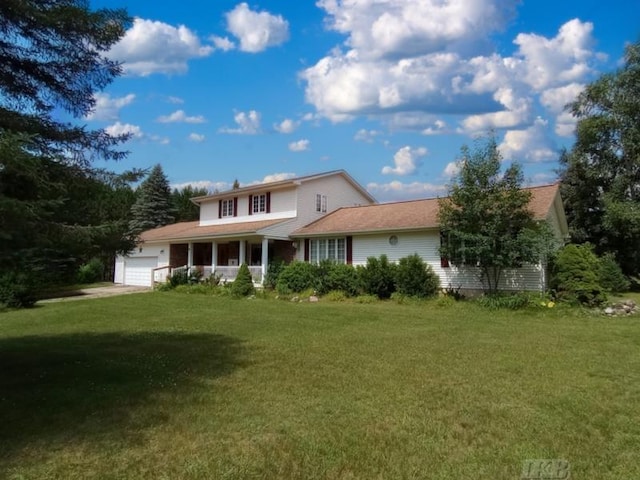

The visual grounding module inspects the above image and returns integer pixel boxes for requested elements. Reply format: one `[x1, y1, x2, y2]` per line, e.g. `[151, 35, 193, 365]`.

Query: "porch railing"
[156, 265, 263, 284]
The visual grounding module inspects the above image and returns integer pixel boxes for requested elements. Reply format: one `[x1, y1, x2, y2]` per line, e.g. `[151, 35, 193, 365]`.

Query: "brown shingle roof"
[140, 218, 287, 242]
[292, 183, 560, 237]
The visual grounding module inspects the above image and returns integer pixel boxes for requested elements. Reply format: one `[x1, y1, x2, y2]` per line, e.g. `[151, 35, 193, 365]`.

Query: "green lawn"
[1, 293, 639, 479]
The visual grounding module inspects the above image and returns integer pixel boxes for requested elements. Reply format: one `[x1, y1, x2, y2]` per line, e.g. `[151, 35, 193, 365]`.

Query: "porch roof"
[140, 218, 287, 243]
[291, 183, 560, 237]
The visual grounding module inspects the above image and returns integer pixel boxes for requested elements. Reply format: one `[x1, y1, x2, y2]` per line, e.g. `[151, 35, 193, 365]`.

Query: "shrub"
[395, 253, 440, 298]
[276, 261, 317, 294]
[598, 253, 630, 294]
[324, 290, 347, 302]
[174, 283, 218, 295]
[551, 244, 606, 306]
[354, 294, 378, 304]
[316, 261, 359, 296]
[475, 292, 536, 310]
[230, 263, 255, 297]
[0, 272, 37, 308]
[263, 260, 286, 290]
[358, 255, 396, 299]
[76, 258, 104, 284]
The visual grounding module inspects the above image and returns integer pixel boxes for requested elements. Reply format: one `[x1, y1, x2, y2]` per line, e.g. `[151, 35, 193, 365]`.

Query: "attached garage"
[123, 256, 158, 287]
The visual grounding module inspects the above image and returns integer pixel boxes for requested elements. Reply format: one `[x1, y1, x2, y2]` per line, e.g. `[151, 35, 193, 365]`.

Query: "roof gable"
[191, 170, 375, 204]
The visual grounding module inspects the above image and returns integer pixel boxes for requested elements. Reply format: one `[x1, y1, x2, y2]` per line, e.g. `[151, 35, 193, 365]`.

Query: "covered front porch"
[159, 237, 295, 284]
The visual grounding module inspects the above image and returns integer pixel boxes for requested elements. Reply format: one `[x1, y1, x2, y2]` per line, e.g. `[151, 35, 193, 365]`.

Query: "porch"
[156, 238, 295, 285]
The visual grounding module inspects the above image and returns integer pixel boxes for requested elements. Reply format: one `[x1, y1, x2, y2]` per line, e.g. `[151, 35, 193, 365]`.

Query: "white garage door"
[123, 257, 158, 287]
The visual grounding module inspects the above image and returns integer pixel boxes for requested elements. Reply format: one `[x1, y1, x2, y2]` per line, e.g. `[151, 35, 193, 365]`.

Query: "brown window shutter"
[346, 236, 353, 265]
[248, 195, 253, 215]
[304, 239, 310, 262]
[218, 200, 222, 218]
[266, 192, 271, 213]
[440, 257, 450, 268]
[233, 197, 238, 217]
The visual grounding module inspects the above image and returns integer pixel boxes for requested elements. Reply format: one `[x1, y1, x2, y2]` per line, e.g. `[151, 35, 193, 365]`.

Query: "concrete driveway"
[38, 284, 151, 303]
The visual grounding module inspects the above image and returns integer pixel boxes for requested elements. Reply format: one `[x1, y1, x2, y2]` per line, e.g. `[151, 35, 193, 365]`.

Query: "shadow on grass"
[0, 332, 246, 462]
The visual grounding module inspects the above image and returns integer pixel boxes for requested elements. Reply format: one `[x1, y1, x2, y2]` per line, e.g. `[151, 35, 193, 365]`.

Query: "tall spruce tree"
[438, 136, 548, 293]
[129, 165, 175, 235]
[559, 40, 640, 275]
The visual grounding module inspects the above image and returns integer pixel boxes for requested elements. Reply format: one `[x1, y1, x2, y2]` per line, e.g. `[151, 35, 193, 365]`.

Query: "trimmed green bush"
[316, 260, 359, 296]
[276, 261, 317, 294]
[230, 263, 255, 297]
[76, 258, 104, 284]
[395, 253, 440, 298]
[358, 255, 396, 299]
[551, 244, 606, 306]
[598, 252, 630, 294]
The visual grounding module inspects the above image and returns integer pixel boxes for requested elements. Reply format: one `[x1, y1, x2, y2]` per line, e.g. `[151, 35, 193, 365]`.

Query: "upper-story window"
[252, 193, 266, 214]
[248, 192, 270, 215]
[220, 198, 235, 217]
[316, 194, 327, 213]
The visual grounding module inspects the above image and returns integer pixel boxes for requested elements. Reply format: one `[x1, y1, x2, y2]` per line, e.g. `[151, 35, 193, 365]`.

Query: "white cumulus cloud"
[443, 161, 461, 178]
[219, 110, 262, 134]
[382, 146, 427, 176]
[354, 129, 383, 142]
[188, 133, 205, 142]
[225, 3, 289, 53]
[157, 110, 206, 124]
[86, 93, 135, 121]
[274, 118, 298, 134]
[211, 35, 235, 51]
[289, 139, 310, 152]
[105, 122, 143, 139]
[109, 18, 213, 76]
[367, 180, 447, 202]
[499, 117, 558, 163]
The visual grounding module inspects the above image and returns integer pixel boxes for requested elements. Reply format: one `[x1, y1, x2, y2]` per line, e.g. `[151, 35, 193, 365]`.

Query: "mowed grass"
[1, 293, 639, 479]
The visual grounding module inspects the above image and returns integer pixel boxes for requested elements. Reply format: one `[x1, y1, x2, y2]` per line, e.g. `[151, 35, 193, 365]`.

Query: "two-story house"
[114, 170, 376, 287]
[115, 169, 568, 293]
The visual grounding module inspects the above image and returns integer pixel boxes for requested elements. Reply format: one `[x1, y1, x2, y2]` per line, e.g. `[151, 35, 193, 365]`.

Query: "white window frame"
[252, 193, 267, 214]
[309, 237, 346, 264]
[221, 198, 234, 217]
[316, 193, 327, 213]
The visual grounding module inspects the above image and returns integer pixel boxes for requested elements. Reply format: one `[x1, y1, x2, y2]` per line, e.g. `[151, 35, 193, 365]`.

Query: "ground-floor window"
[309, 238, 346, 263]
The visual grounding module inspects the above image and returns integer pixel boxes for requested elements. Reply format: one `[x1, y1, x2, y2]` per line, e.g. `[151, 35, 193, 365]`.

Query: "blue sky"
[87, 0, 637, 201]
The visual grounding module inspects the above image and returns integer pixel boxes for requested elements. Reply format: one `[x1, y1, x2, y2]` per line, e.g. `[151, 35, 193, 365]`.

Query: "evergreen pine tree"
[128, 165, 175, 235]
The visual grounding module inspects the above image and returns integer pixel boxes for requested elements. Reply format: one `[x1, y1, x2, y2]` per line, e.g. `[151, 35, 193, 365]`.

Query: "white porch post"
[239, 240, 246, 265]
[261, 237, 269, 284]
[187, 242, 193, 273]
[211, 241, 218, 273]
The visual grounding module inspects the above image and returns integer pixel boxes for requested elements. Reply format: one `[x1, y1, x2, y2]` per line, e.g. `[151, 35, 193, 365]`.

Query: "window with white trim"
[221, 199, 234, 217]
[315, 194, 327, 213]
[252, 193, 267, 214]
[309, 238, 346, 263]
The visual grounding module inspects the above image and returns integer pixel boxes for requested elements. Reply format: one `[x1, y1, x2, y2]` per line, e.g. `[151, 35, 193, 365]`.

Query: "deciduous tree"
[438, 136, 549, 293]
[560, 40, 640, 274]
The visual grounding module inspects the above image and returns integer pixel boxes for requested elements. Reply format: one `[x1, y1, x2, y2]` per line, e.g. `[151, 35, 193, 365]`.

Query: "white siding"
[281, 175, 374, 244]
[199, 188, 297, 226]
[352, 231, 545, 292]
